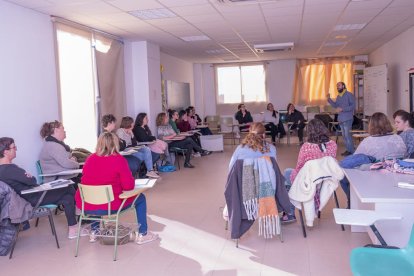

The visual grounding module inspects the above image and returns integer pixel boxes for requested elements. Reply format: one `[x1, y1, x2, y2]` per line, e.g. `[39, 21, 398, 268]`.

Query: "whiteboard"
[165, 80, 191, 111]
[363, 64, 388, 116]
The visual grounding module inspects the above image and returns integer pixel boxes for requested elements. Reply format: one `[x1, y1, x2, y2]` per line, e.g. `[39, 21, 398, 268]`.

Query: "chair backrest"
[306, 106, 321, 120]
[323, 105, 335, 113]
[36, 160, 44, 184]
[220, 116, 234, 132]
[205, 115, 220, 130]
[78, 184, 115, 205]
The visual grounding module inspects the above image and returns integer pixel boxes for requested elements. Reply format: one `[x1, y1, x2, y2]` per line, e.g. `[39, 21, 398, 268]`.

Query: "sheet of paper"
[134, 179, 157, 188]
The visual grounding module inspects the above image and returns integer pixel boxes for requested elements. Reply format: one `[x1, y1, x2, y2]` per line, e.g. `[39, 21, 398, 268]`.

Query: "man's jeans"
[340, 119, 355, 153]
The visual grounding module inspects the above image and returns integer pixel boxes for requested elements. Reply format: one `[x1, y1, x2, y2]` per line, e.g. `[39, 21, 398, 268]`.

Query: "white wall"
[267, 59, 296, 110]
[369, 26, 414, 115]
[124, 41, 162, 132]
[0, 1, 58, 176]
[193, 60, 296, 118]
[160, 52, 194, 107]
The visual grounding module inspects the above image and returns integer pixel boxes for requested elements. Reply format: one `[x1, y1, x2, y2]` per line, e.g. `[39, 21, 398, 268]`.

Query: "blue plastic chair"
[350, 224, 414, 276]
[34, 161, 59, 223]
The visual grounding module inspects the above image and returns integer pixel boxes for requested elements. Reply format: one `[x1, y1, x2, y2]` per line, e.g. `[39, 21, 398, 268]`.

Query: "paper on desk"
[134, 179, 156, 189]
[21, 179, 74, 194]
[40, 169, 82, 177]
[120, 149, 137, 155]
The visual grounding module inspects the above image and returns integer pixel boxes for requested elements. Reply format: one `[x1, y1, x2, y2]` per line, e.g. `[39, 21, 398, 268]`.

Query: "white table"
[344, 168, 414, 247]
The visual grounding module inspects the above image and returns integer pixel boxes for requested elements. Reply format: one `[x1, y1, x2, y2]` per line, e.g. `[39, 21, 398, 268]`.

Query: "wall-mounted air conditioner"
[253, 42, 294, 53]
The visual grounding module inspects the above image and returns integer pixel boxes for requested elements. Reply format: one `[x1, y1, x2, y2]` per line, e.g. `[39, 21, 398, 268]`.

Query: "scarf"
[45, 135, 71, 152]
[242, 156, 279, 238]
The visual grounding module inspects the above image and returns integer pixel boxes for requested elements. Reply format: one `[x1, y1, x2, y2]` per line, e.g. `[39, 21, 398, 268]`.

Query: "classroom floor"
[0, 138, 370, 276]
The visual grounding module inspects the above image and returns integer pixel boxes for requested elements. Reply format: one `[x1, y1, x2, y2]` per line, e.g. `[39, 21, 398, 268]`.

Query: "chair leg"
[114, 219, 119, 261]
[176, 152, 181, 170]
[35, 217, 40, 227]
[333, 191, 345, 231]
[317, 211, 321, 219]
[48, 212, 60, 248]
[298, 205, 307, 238]
[278, 216, 283, 243]
[9, 224, 21, 259]
[224, 220, 228, 230]
[75, 216, 83, 257]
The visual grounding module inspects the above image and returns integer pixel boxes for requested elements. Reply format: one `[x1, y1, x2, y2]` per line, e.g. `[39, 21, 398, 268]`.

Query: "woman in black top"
[234, 103, 253, 131]
[133, 113, 173, 165]
[0, 137, 86, 239]
[286, 103, 306, 144]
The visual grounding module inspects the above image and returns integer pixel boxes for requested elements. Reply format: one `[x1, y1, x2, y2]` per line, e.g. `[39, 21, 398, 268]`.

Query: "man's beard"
[337, 88, 344, 93]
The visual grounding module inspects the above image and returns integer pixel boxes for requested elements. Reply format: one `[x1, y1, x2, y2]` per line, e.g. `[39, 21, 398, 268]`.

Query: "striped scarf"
[242, 156, 279, 238]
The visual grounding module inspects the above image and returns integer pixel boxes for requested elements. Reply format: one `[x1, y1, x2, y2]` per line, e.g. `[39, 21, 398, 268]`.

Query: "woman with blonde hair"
[229, 122, 276, 170]
[76, 132, 158, 244]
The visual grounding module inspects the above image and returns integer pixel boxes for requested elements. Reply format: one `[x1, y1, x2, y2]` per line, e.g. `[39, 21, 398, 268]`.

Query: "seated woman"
[263, 102, 286, 144]
[156, 112, 211, 168]
[39, 120, 80, 183]
[341, 112, 407, 207]
[286, 103, 306, 145]
[393, 109, 414, 157]
[234, 103, 253, 132]
[229, 122, 276, 169]
[102, 114, 158, 179]
[168, 109, 180, 135]
[283, 119, 337, 222]
[75, 132, 158, 244]
[187, 106, 212, 135]
[177, 110, 201, 147]
[227, 123, 291, 225]
[354, 112, 406, 160]
[133, 113, 173, 165]
[0, 137, 86, 239]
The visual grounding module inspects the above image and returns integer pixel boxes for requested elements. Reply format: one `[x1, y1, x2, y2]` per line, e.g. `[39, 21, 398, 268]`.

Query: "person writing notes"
[327, 82, 355, 156]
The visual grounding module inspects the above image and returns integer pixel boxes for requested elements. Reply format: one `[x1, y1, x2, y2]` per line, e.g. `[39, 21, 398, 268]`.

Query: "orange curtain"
[293, 58, 354, 106]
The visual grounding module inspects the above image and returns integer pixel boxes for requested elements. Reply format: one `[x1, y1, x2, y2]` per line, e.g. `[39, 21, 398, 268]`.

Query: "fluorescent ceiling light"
[335, 35, 347, 39]
[324, 41, 347, 47]
[180, 35, 210, 42]
[205, 49, 228, 54]
[128, 8, 176, 20]
[334, 23, 366, 31]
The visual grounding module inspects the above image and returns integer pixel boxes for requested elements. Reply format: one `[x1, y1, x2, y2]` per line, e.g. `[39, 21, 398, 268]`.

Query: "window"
[293, 58, 353, 106]
[216, 64, 266, 104]
[54, 21, 126, 151]
[55, 24, 97, 151]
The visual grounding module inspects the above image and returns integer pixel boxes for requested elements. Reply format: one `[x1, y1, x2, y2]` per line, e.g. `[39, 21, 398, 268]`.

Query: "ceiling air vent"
[253, 42, 294, 53]
[217, 0, 279, 4]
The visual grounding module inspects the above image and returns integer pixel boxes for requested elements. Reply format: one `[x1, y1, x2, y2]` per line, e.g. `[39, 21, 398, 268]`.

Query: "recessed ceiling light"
[335, 35, 347, 39]
[334, 23, 366, 31]
[324, 41, 347, 47]
[128, 8, 176, 20]
[206, 49, 228, 54]
[180, 35, 210, 42]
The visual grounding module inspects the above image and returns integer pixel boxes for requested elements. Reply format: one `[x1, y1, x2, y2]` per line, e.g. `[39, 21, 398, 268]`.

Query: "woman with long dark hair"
[283, 118, 337, 222]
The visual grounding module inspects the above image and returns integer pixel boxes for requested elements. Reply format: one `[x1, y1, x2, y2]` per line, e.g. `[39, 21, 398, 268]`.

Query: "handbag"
[158, 165, 176, 172]
[148, 139, 168, 154]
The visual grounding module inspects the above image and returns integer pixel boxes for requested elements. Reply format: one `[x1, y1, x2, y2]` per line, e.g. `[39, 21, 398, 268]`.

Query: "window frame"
[214, 62, 267, 104]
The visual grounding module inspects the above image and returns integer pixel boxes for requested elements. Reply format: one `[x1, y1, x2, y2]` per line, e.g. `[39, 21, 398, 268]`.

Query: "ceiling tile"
[158, 0, 209, 7]
[104, 0, 163, 11]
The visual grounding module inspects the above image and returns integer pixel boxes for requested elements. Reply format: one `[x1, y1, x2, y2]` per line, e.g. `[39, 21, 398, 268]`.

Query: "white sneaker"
[68, 227, 89, 239]
[192, 152, 201, 158]
[146, 171, 160, 178]
[89, 229, 99, 243]
[135, 232, 159, 245]
[235, 133, 241, 139]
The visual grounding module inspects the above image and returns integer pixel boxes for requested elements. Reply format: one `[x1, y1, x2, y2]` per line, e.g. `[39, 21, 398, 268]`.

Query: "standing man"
[327, 82, 355, 156]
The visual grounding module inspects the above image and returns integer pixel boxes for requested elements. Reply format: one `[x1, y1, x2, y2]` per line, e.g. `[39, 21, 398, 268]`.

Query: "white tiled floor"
[1, 139, 370, 275]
